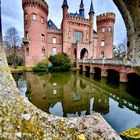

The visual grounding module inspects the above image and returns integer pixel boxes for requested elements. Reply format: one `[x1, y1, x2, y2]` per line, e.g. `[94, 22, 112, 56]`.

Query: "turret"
[22, 0, 48, 66]
[62, 0, 69, 20]
[96, 12, 116, 59]
[62, 0, 69, 53]
[89, 0, 95, 44]
[79, 0, 85, 18]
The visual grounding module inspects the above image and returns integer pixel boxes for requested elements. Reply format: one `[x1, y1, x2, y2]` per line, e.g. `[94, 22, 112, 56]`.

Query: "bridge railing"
[78, 59, 131, 66]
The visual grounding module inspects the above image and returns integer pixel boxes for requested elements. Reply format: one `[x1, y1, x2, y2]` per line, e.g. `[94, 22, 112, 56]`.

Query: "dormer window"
[32, 13, 37, 21]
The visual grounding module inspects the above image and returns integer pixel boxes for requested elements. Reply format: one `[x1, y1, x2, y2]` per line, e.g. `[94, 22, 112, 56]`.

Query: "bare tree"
[113, 38, 127, 60]
[4, 27, 23, 67]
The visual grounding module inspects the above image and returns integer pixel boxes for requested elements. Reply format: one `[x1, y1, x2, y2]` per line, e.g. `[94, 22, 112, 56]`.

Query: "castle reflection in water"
[14, 72, 139, 117]
[13, 72, 140, 133]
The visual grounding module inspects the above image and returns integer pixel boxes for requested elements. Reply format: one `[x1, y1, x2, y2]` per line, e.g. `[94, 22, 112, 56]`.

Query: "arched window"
[101, 51, 105, 58]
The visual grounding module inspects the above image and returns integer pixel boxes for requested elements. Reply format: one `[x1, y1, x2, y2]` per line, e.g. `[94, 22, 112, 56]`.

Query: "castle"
[22, 0, 115, 66]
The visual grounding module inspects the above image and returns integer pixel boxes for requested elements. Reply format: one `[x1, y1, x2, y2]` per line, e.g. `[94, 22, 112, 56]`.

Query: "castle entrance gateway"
[80, 48, 88, 59]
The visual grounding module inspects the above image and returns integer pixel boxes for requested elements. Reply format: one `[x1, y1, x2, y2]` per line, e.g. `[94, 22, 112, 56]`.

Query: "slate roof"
[48, 19, 58, 30]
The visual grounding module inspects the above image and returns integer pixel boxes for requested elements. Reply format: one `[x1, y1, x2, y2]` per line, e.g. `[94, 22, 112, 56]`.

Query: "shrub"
[48, 53, 72, 72]
[33, 59, 48, 72]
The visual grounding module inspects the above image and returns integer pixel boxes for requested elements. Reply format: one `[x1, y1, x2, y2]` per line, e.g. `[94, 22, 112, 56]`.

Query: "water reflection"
[13, 72, 140, 133]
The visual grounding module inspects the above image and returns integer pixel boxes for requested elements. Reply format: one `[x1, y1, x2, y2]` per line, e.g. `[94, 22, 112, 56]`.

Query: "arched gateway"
[80, 48, 88, 59]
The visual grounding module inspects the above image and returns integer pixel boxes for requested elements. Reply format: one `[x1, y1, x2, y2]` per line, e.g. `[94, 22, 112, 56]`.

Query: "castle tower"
[62, 0, 69, 54]
[89, 0, 95, 44]
[79, 0, 85, 18]
[96, 12, 115, 59]
[22, 0, 48, 66]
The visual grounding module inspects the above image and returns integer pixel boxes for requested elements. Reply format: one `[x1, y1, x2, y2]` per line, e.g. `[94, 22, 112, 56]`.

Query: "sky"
[1, 0, 127, 45]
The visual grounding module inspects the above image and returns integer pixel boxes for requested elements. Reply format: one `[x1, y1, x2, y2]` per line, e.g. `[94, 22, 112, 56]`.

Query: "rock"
[15, 132, 22, 138]
[21, 113, 31, 120]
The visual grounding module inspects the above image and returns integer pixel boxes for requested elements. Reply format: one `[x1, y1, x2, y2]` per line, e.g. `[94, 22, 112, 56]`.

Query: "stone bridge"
[78, 59, 135, 82]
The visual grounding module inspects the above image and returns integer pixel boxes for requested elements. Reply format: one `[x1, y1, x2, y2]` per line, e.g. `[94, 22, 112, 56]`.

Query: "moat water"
[13, 71, 140, 133]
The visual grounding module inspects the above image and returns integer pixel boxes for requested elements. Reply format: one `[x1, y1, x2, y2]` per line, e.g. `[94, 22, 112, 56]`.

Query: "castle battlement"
[97, 12, 115, 23]
[68, 15, 90, 22]
[22, 0, 48, 13]
[47, 28, 62, 34]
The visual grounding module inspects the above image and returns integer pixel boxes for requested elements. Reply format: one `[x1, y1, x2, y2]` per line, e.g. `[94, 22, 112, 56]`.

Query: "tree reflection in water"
[13, 72, 140, 133]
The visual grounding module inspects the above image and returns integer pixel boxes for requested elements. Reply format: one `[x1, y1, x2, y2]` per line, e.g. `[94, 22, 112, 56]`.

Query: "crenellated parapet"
[47, 28, 62, 34]
[68, 15, 90, 23]
[22, 0, 48, 14]
[97, 12, 115, 24]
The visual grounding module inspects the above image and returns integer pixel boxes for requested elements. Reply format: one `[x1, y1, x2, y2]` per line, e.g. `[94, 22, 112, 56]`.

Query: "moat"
[13, 71, 140, 133]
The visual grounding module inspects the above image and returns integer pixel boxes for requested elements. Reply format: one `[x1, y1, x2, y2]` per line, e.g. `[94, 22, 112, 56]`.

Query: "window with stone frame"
[32, 13, 37, 21]
[52, 37, 56, 44]
[74, 31, 83, 43]
[109, 27, 112, 32]
[102, 27, 106, 32]
[101, 40, 105, 47]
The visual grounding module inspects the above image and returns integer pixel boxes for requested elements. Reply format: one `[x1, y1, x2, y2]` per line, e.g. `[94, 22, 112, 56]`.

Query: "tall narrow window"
[41, 17, 44, 24]
[101, 40, 105, 47]
[32, 13, 37, 21]
[52, 37, 56, 44]
[102, 27, 106, 32]
[101, 51, 105, 58]
[26, 48, 29, 56]
[25, 31, 28, 38]
[41, 47, 45, 56]
[52, 47, 57, 55]
[25, 14, 28, 21]
[109, 27, 112, 32]
[41, 34, 45, 42]
[74, 31, 82, 43]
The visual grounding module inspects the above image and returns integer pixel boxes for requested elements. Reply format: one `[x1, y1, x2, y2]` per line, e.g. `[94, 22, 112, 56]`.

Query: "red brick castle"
[22, 0, 115, 66]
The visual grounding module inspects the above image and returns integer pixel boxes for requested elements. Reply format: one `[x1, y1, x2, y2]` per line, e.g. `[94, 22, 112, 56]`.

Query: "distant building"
[22, 0, 115, 66]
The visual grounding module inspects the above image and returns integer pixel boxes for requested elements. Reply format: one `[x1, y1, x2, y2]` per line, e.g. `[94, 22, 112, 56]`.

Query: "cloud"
[1, 0, 126, 45]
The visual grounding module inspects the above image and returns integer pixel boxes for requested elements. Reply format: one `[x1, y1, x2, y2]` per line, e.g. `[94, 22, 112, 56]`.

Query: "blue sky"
[1, 0, 126, 45]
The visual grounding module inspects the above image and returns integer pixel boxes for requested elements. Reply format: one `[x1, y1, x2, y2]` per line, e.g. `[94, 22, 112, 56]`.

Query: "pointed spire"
[79, 0, 85, 17]
[80, 0, 84, 8]
[89, 0, 95, 15]
[62, 0, 69, 8]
